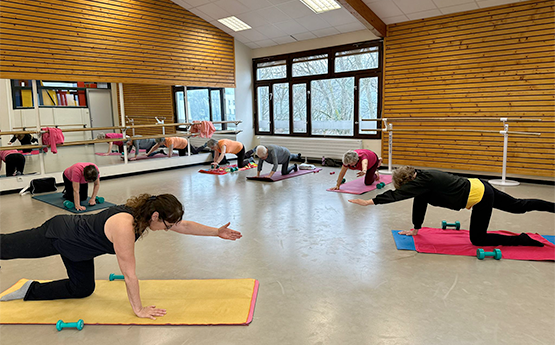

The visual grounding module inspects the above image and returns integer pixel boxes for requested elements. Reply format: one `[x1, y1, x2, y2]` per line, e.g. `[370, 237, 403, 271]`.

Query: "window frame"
[174, 86, 228, 131]
[253, 40, 383, 139]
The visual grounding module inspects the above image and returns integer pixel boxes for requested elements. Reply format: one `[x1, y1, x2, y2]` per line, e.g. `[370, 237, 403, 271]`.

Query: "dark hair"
[392, 166, 417, 189]
[125, 194, 184, 238]
[83, 165, 99, 182]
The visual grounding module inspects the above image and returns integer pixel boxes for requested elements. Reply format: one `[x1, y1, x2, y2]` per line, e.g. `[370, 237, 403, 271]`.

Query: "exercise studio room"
[0, 0, 553, 344]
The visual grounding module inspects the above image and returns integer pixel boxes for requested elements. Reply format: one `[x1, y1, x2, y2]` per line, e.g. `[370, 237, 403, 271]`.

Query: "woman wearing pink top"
[97, 132, 125, 154]
[0, 149, 25, 176]
[63, 163, 100, 211]
[331, 149, 382, 190]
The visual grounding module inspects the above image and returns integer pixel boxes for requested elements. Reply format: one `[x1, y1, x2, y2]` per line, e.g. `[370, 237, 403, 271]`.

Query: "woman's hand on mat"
[136, 305, 167, 320]
[399, 229, 419, 236]
[218, 222, 242, 241]
[330, 185, 340, 190]
[348, 199, 372, 206]
[357, 170, 367, 177]
[75, 204, 86, 211]
[89, 199, 96, 206]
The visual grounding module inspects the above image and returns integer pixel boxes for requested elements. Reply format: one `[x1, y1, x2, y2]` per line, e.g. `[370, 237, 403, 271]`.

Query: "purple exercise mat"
[327, 174, 393, 194]
[247, 168, 322, 182]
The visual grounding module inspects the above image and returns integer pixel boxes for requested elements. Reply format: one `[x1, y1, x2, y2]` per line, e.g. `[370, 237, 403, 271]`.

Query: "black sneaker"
[293, 164, 298, 172]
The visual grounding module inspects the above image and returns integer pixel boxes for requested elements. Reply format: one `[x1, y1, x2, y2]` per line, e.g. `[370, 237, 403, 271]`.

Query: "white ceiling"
[171, 0, 527, 49]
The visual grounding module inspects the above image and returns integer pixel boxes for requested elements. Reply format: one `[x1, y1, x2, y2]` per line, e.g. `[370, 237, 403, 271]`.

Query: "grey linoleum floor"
[0, 164, 554, 345]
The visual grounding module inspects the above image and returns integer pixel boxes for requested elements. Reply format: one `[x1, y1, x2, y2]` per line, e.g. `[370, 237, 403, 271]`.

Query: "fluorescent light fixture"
[218, 16, 251, 32]
[300, 0, 341, 14]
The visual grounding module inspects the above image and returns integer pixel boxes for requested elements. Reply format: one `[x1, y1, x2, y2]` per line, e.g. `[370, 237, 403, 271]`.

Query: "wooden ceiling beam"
[337, 0, 387, 37]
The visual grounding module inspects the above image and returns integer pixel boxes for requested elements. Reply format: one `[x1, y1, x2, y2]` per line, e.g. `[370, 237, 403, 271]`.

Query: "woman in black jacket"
[349, 166, 553, 246]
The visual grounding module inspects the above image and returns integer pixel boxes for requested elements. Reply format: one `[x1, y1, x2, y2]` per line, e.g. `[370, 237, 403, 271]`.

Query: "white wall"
[234, 39, 256, 150]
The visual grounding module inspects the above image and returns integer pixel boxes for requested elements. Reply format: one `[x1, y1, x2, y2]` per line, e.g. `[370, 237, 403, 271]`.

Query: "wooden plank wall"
[0, 0, 235, 87]
[383, 0, 554, 178]
[116, 84, 176, 136]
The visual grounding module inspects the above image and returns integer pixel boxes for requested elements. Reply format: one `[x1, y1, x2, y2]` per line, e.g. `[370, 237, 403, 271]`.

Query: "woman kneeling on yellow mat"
[0, 194, 242, 319]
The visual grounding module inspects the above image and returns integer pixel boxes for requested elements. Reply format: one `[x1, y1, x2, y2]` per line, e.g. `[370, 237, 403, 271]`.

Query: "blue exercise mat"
[391, 230, 555, 251]
[32, 192, 115, 213]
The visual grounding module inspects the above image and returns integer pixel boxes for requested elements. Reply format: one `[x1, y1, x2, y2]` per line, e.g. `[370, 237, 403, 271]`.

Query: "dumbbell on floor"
[476, 248, 502, 260]
[376, 182, 385, 189]
[109, 273, 124, 281]
[441, 220, 461, 230]
[56, 319, 84, 331]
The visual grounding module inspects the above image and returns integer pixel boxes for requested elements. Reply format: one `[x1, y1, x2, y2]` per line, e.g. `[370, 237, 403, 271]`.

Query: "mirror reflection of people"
[254, 145, 300, 178]
[62, 163, 100, 211]
[97, 132, 125, 155]
[147, 137, 204, 158]
[206, 139, 251, 169]
[125, 137, 157, 160]
[331, 150, 382, 190]
[0, 194, 242, 320]
[0, 149, 25, 176]
[8, 134, 38, 153]
[349, 166, 554, 247]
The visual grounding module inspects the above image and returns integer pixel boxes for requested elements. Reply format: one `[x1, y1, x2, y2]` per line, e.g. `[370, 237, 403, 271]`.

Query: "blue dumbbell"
[109, 273, 124, 281]
[442, 220, 460, 230]
[56, 319, 84, 331]
[476, 248, 502, 260]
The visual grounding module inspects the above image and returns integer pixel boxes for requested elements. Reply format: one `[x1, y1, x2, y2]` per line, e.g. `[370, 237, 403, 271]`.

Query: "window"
[11, 80, 107, 109]
[174, 86, 235, 130]
[253, 40, 382, 139]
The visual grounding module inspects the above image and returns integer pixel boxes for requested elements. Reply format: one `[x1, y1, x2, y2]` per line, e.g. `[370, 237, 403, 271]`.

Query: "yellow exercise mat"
[0, 278, 259, 326]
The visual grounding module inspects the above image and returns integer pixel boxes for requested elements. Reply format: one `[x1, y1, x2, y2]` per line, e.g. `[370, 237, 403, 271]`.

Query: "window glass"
[211, 90, 222, 130]
[257, 86, 270, 132]
[359, 77, 379, 135]
[335, 47, 379, 73]
[225, 88, 236, 130]
[186, 89, 210, 122]
[292, 54, 328, 77]
[257, 60, 286, 80]
[175, 91, 185, 123]
[292, 84, 307, 133]
[311, 77, 354, 136]
[273, 83, 289, 134]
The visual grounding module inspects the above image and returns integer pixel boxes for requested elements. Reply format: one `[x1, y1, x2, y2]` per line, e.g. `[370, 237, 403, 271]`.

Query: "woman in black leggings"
[0, 194, 242, 319]
[349, 166, 554, 246]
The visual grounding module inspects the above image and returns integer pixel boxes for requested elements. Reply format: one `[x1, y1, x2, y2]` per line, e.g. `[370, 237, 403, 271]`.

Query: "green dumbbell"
[95, 196, 105, 204]
[476, 248, 502, 260]
[109, 273, 124, 281]
[376, 182, 385, 189]
[56, 319, 84, 331]
[63, 200, 75, 210]
[441, 220, 460, 230]
[341, 178, 346, 184]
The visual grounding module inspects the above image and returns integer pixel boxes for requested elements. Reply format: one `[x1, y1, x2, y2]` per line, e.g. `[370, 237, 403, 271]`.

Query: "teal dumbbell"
[476, 248, 502, 260]
[109, 273, 124, 281]
[442, 221, 460, 230]
[95, 196, 105, 204]
[341, 178, 346, 184]
[56, 319, 84, 331]
[63, 200, 75, 210]
[376, 182, 385, 189]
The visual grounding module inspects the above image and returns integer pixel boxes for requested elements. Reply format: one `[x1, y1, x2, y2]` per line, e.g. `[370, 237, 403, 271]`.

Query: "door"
[87, 89, 114, 140]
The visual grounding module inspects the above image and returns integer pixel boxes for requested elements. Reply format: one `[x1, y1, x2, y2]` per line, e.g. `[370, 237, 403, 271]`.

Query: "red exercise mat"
[199, 163, 257, 175]
[327, 174, 393, 194]
[413, 227, 555, 261]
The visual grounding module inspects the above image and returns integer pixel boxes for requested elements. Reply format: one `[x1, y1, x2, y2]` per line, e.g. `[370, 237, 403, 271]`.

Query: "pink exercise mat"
[413, 227, 555, 261]
[327, 174, 393, 194]
[95, 152, 122, 156]
[246, 168, 322, 182]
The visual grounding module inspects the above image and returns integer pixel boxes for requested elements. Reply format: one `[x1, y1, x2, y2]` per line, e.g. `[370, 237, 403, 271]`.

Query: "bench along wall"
[382, 0, 554, 178]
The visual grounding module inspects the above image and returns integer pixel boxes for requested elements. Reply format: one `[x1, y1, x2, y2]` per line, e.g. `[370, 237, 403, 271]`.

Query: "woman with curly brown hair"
[0, 194, 242, 319]
[349, 166, 554, 247]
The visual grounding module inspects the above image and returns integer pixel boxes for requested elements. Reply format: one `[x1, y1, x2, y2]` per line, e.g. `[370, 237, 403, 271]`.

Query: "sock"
[517, 233, 545, 247]
[0, 280, 34, 301]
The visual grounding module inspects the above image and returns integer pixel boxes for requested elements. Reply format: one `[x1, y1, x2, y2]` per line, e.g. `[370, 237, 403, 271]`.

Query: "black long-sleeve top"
[372, 169, 471, 229]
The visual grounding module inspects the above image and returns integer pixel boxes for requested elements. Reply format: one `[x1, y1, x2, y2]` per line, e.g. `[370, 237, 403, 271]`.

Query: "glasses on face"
[162, 219, 173, 230]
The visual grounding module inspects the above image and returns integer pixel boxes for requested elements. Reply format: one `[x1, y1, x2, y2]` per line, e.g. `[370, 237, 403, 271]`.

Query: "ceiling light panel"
[218, 16, 252, 32]
[300, 0, 341, 14]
